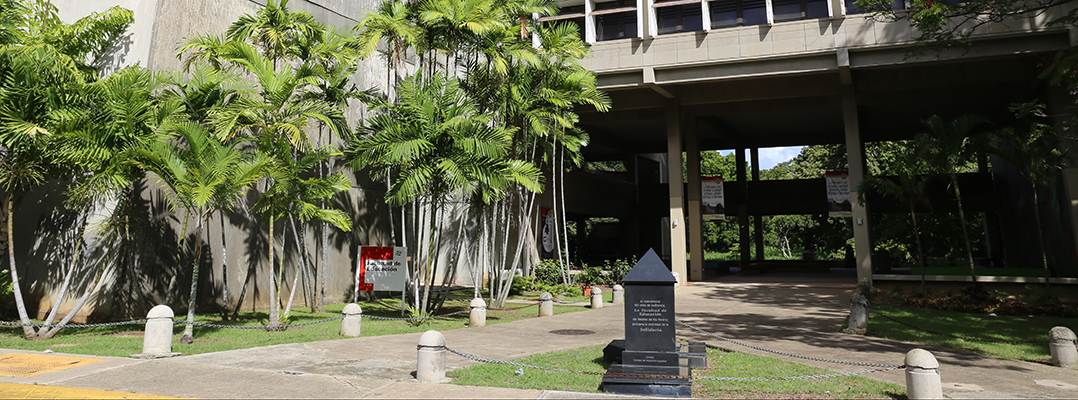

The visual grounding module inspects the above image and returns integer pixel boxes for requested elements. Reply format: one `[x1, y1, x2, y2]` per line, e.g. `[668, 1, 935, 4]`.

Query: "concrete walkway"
[2, 280, 1077, 399]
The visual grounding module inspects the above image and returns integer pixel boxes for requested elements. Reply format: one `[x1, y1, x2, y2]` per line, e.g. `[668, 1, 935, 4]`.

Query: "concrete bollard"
[417, 330, 447, 382]
[133, 305, 178, 358]
[539, 292, 554, 317]
[341, 303, 362, 337]
[1050, 326, 1078, 369]
[612, 284, 624, 304]
[672, 272, 681, 288]
[843, 281, 870, 335]
[469, 297, 486, 327]
[905, 349, 943, 400]
[591, 287, 603, 309]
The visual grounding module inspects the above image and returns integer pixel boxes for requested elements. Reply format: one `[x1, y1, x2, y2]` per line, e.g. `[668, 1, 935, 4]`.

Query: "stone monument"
[601, 248, 693, 397]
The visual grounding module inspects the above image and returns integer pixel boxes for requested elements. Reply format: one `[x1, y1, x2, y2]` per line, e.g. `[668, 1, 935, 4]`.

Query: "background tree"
[858, 152, 933, 294]
[914, 114, 989, 283]
[132, 122, 270, 344]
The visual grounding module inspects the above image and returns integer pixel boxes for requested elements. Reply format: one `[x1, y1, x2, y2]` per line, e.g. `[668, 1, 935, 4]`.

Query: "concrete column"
[685, 114, 704, 281]
[469, 297, 486, 327]
[751, 147, 764, 261]
[736, 148, 750, 263]
[590, 287, 603, 308]
[612, 284, 624, 303]
[341, 303, 362, 337]
[841, 84, 874, 284]
[666, 101, 688, 285]
[417, 330, 447, 382]
[1050, 326, 1078, 368]
[904, 349, 943, 399]
[539, 292, 554, 316]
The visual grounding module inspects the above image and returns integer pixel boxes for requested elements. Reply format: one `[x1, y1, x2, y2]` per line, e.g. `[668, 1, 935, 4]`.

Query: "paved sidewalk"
[1, 280, 1077, 398]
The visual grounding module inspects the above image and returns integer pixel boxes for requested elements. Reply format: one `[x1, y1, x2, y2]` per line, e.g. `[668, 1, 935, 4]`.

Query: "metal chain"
[675, 319, 903, 368]
[694, 365, 902, 381]
[174, 315, 345, 330]
[869, 309, 1049, 344]
[488, 303, 538, 311]
[445, 346, 900, 381]
[0, 319, 146, 329]
[361, 309, 470, 321]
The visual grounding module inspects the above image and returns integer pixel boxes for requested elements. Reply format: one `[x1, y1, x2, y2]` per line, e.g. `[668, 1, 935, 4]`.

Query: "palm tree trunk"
[911, 207, 927, 296]
[38, 252, 111, 340]
[165, 211, 191, 306]
[220, 212, 229, 319]
[6, 192, 36, 339]
[181, 215, 206, 344]
[40, 214, 84, 334]
[950, 173, 977, 282]
[1031, 183, 1051, 290]
[268, 217, 279, 326]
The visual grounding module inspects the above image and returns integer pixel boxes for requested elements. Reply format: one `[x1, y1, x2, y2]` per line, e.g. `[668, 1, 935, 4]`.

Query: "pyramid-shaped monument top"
[622, 248, 677, 284]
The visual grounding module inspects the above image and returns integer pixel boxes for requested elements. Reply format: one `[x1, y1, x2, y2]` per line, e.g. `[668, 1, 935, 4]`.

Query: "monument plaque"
[601, 249, 692, 397]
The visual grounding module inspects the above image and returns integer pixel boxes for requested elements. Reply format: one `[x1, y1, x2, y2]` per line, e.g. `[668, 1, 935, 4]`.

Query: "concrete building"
[547, 0, 1078, 286]
[18, 0, 1078, 321]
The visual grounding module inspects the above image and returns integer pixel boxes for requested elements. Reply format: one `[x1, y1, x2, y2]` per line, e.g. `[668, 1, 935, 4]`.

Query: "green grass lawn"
[0, 298, 584, 358]
[448, 344, 905, 399]
[868, 303, 1067, 362]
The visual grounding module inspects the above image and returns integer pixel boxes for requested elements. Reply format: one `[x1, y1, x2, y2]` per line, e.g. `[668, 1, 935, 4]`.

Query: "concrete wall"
[18, 0, 433, 321]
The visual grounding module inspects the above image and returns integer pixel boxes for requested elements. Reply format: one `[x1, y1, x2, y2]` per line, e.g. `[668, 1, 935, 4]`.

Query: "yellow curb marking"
[0, 353, 104, 378]
[0, 382, 181, 399]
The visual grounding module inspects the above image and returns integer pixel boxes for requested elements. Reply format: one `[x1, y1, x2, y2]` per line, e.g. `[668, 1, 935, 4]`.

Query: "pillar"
[841, 84, 874, 284]
[666, 100, 688, 285]
[685, 113, 704, 281]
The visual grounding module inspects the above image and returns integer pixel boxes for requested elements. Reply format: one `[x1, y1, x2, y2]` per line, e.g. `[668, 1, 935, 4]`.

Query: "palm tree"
[991, 103, 1068, 289]
[131, 122, 270, 344]
[914, 114, 989, 283]
[356, 0, 424, 97]
[35, 66, 177, 340]
[0, 0, 132, 338]
[226, 0, 324, 68]
[858, 152, 933, 295]
[344, 70, 542, 313]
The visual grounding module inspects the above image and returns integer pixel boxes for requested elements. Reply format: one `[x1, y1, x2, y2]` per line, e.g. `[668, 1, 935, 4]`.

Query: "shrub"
[574, 266, 605, 286]
[533, 259, 566, 286]
[510, 275, 533, 295]
[606, 257, 636, 284]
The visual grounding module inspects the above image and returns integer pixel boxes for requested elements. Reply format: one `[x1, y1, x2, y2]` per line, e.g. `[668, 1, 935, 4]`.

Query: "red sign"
[357, 246, 394, 291]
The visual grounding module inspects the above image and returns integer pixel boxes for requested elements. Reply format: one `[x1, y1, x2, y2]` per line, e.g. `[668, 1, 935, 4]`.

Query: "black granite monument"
[601, 249, 695, 397]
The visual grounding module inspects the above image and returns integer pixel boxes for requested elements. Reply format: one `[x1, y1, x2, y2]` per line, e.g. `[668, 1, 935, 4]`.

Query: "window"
[709, 0, 737, 28]
[709, 0, 831, 29]
[845, 0, 905, 14]
[655, 0, 703, 34]
[594, 0, 638, 41]
[539, 5, 586, 42]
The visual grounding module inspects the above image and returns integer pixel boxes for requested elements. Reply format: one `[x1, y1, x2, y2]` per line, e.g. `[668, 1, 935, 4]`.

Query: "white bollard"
[341, 303, 362, 337]
[469, 297, 486, 327]
[612, 284, 624, 304]
[591, 287, 603, 309]
[905, 349, 943, 400]
[672, 272, 681, 288]
[417, 330, 447, 382]
[133, 305, 178, 358]
[538, 292, 554, 317]
[1050, 326, 1078, 369]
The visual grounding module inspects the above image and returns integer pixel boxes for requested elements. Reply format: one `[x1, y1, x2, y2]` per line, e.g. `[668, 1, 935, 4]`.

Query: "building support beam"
[841, 83, 873, 285]
[686, 114, 705, 281]
[751, 147, 765, 261]
[666, 100, 688, 285]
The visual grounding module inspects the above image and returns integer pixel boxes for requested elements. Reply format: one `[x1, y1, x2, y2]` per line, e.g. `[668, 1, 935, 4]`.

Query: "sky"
[719, 146, 804, 170]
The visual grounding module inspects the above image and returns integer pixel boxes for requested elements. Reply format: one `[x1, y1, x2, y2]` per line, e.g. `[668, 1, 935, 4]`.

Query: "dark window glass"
[742, 0, 767, 25]
[772, 0, 801, 22]
[682, 4, 702, 31]
[657, 6, 679, 34]
[805, 0, 828, 18]
[709, 0, 737, 28]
